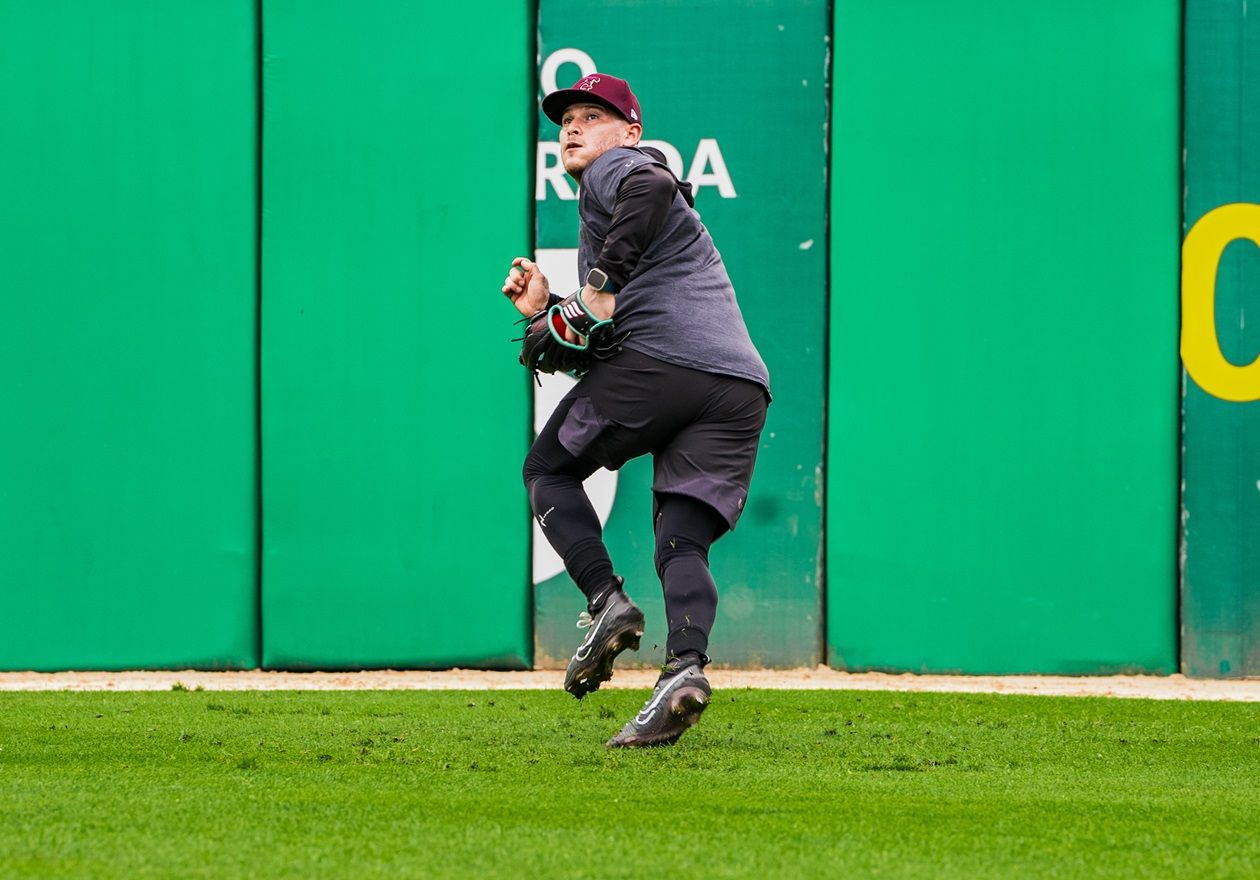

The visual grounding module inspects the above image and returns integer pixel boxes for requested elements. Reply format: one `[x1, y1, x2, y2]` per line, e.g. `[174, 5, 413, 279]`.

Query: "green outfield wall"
[533, 0, 829, 668]
[259, 0, 533, 669]
[827, 0, 1181, 674]
[2, 0, 1255, 677]
[1181, 0, 1260, 678]
[0, 0, 259, 670]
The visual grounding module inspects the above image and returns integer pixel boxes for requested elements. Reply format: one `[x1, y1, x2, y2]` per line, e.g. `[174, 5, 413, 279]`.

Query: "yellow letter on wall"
[1181, 202, 1260, 402]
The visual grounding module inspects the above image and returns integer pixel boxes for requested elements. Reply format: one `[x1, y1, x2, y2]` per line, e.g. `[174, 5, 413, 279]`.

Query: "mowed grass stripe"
[1, 690, 1257, 879]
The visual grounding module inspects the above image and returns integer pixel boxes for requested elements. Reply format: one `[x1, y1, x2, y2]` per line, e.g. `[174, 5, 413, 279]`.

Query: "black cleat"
[563, 577, 645, 699]
[606, 658, 711, 748]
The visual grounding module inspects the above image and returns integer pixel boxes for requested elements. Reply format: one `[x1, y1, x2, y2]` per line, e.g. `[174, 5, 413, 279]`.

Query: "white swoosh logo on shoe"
[635, 673, 695, 726]
[573, 611, 608, 662]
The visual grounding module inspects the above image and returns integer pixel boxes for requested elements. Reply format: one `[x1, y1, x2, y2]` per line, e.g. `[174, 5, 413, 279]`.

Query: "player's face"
[559, 103, 641, 179]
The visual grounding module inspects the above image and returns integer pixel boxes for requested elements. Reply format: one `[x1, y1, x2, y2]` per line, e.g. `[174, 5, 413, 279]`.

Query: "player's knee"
[654, 534, 711, 577]
[522, 453, 545, 488]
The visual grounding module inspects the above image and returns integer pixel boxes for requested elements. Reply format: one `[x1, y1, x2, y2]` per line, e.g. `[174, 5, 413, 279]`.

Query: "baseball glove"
[517, 290, 623, 379]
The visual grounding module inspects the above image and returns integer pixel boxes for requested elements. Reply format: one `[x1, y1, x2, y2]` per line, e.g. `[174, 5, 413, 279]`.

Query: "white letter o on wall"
[541, 48, 597, 95]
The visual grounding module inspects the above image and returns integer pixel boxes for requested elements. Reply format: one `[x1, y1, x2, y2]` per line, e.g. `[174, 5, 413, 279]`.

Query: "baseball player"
[502, 73, 769, 747]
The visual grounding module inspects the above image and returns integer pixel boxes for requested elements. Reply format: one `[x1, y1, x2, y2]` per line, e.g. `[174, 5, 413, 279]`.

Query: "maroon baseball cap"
[542, 73, 642, 127]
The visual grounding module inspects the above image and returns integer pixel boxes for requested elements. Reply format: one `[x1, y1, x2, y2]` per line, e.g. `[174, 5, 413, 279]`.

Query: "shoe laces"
[578, 577, 624, 628]
[577, 586, 617, 628]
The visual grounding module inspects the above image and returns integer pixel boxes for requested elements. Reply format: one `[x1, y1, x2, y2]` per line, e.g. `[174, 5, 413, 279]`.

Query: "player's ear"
[623, 122, 643, 146]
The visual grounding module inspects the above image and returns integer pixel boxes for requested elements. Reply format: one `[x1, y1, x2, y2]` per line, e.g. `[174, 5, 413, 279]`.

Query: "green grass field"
[1, 688, 1257, 878]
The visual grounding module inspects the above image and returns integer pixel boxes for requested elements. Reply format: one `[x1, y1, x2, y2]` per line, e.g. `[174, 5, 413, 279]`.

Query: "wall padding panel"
[828, 0, 1180, 673]
[0, 0, 259, 669]
[260, 0, 533, 668]
[1181, 0, 1260, 678]
[533, 0, 828, 668]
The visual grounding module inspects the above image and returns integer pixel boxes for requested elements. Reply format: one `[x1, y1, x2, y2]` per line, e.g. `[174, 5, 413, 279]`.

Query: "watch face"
[587, 268, 608, 290]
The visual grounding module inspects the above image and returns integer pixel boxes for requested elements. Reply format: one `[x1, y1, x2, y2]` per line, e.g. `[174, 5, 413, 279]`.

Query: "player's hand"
[502, 258, 551, 317]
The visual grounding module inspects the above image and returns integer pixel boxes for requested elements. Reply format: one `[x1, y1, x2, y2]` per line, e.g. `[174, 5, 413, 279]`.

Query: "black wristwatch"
[585, 267, 618, 293]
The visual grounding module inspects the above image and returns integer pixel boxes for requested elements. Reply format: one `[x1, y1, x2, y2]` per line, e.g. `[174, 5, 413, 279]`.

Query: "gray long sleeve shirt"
[577, 146, 770, 393]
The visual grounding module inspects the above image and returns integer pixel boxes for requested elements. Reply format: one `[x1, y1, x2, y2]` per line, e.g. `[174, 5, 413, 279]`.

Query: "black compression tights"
[522, 399, 612, 604]
[653, 493, 727, 658]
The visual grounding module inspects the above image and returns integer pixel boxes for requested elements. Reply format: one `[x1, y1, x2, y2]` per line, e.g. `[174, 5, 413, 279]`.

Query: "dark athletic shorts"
[553, 347, 768, 529]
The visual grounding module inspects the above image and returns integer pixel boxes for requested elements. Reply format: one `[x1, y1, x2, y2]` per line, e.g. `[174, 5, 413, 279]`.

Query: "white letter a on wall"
[687, 139, 737, 198]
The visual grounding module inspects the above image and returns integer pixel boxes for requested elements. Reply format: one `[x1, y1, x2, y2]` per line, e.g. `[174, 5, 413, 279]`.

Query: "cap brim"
[541, 89, 624, 125]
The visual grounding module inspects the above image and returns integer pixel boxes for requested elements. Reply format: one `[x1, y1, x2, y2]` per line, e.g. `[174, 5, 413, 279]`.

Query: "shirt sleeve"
[592, 164, 677, 290]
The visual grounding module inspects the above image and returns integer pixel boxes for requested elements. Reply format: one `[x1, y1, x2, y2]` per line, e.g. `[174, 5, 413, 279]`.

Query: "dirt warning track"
[2, 668, 1258, 701]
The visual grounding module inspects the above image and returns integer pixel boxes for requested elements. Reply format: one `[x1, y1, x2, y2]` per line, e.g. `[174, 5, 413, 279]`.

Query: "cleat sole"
[669, 688, 709, 729]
